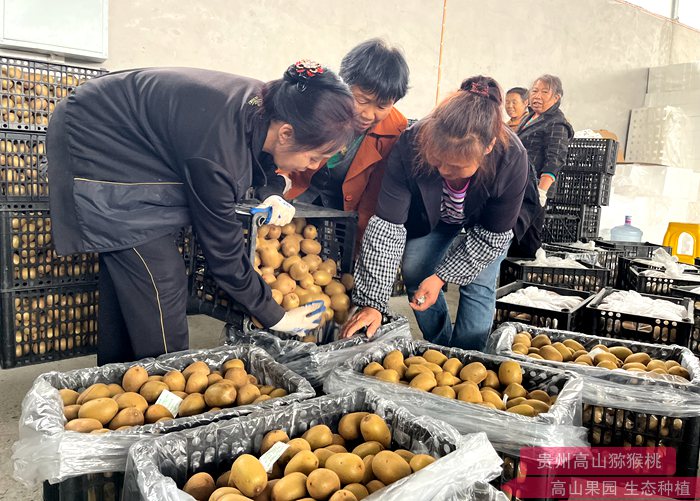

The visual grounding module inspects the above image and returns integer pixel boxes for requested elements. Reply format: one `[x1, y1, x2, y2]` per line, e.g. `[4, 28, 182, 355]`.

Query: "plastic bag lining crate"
[488, 323, 700, 478]
[43, 472, 122, 501]
[189, 201, 357, 324]
[549, 170, 612, 206]
[542, 242, 623, 286]
[1, 56, 106, 132]
[122, 390, 503, 501]
[542, 214, 580, 243]
[0, 130, 48, 200]
[1, 205, 99, 289]
[494, 281, 593, 331]
[500, 257, 609, 292]
[13, 345, 315, 492]
[564, 138, 618, 175]
[629, 264, 700, 297]
[671, 285, 700, 356]
[587, 287, 694, 348]
[225, 315, 410, 391]
[1, 283, 98, 368]
[488, 322, 700, 391]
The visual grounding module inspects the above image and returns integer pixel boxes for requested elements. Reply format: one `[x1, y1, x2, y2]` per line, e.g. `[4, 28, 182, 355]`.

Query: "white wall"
[2, 0, 700, 145]
[101, 0, 700, 146]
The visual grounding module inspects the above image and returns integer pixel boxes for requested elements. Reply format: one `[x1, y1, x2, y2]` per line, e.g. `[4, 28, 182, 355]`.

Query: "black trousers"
[97, 233, 189, 365]
[509, 205, 545, 259]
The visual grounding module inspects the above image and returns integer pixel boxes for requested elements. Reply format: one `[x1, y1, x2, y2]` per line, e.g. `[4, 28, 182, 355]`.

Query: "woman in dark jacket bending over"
[341, 76, 528, 350]
[47, 61, 356, 364]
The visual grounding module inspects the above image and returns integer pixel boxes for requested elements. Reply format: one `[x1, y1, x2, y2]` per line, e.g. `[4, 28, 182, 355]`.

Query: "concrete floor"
[0, 293, 454, 500]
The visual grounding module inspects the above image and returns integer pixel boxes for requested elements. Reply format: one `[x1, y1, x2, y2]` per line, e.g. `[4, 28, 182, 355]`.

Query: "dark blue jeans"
[402, 223, 506, 351]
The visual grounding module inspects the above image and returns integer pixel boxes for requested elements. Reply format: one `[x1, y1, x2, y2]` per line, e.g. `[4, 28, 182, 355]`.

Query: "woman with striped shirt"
[341, 76, 529, 350]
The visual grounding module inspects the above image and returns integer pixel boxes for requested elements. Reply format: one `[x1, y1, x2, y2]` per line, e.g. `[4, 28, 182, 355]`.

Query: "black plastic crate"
[0, 131, 48, 201]
[392, 266, 407, 296]
[542, 214, 580, 243]
[189, 201, 357, 324]
[595, 240, 670, 258]
[580, 205, 601, 239]
[1, 206, 99, 289]
[549, 170, 612, 206]
[496, 449, 557, 501]
[174, 226, 192, 276]
[543, 242, 622, 286]
[546, 203, 602, 241]
[1, 283, 99, 368]
[565, 138, 618, 175]
[629, 264, 700, 297]
[587, 287, 694, 348]
[582, 403, 700, 477]
[1, 56, 106, 132]
[594, 241, 670, 289]
[671, 285, 700, 357]
[43, 472, 122, 501]
[500, 257, 609, 292]
[494, 281, 593, 331]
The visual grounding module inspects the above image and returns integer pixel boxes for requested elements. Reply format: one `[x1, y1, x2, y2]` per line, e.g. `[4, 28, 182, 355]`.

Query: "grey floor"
[0, 292, 457, 500]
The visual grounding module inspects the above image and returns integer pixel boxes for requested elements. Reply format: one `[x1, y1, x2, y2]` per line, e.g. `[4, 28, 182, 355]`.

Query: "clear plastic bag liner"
[518, 248, 588, 269]
[487, 322, 700, 416]
[225, 316, 411, 388]
[12, 345, 315, 486]
[543, 243, 608, 267]
[324, 338, 588, 449]
[122, 389, 504, 501]
[499, 286, 585, 311]
[640, 248, 700, 279]
[597, 289, 688, 321]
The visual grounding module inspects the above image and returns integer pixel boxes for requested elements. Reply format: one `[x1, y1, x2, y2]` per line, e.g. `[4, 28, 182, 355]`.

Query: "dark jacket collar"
[518, 101, 569, 135]
[245, 98, 274, 194]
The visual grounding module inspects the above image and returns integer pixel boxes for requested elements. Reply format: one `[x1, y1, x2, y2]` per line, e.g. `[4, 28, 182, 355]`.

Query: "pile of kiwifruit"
[362, 349, 556, 417]
[253, 219, 354, 334]
[60, 358, 288, 433]
[182, 412, 439, 501]
[511, 331, 691, 381]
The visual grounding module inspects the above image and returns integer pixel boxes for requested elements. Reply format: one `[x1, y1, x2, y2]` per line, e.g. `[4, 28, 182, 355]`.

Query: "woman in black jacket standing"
[341, 76, 528, 350]
[510, 74, 574, 257]
[47, 61, 357, 364]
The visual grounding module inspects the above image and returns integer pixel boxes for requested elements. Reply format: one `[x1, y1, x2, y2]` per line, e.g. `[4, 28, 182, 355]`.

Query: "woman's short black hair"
[262, 62, 357, 153]
[339, 38, 409, 104]
[506, 87, 529, 100]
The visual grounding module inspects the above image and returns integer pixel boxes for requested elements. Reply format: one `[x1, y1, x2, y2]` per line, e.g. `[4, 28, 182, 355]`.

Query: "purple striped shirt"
[440, 178, 470, 224]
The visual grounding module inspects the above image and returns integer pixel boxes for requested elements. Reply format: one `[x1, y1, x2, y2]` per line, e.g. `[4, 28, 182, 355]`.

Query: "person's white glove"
[537, 188, 548, 207]
[270, 301, 325, 336]
[254, 195, 295, 226]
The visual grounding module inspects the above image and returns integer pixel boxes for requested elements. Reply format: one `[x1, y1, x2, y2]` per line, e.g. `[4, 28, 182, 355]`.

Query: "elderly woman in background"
[504, 87, 529, 131]
[509, 74, 574, 258]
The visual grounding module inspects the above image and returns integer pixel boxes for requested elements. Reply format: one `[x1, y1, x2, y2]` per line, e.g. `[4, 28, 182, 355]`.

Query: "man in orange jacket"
[283, 39, 410, 243]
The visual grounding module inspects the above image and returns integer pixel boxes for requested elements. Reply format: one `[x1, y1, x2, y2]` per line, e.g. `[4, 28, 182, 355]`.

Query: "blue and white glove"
[270, 300, 325, 336]
[253, 195, 295, 226]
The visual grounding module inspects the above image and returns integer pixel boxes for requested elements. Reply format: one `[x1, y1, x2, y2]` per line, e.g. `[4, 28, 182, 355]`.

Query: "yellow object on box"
[663, 222, 700, 264]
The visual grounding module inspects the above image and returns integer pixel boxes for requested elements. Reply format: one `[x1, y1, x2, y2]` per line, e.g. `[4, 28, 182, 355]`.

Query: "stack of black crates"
[0, 56, 106, 368]
[543, 138, 618, 243]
